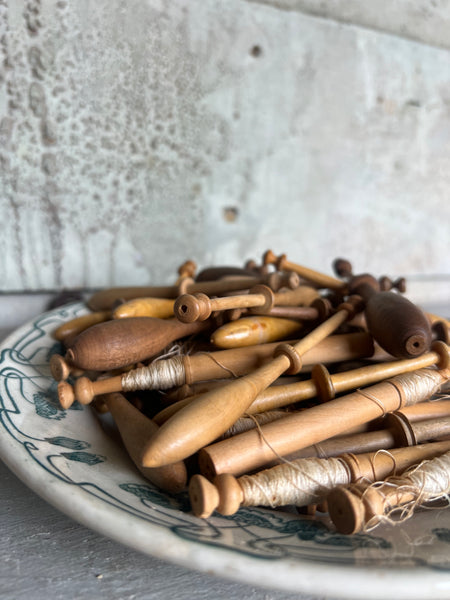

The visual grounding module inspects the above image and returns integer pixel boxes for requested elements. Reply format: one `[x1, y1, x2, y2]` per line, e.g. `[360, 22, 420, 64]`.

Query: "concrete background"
[1, 0, 450, 293]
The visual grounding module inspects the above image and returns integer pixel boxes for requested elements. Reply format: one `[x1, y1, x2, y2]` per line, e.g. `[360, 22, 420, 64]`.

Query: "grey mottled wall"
[1, 0, 450, 291]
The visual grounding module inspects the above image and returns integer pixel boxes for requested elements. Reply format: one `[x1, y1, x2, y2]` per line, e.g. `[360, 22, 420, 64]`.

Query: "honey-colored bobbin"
[104, 392, 187, 493]
[112, 297, 175, 319]
[198, 367, 450, 478]
[140, 296, 363, 468]
[210, 315, 305, 349]
[263, 250, 344, 290]
[328, 448, 450, 534]
[174, 285, 275, 323]
[52, 310, 111, 344]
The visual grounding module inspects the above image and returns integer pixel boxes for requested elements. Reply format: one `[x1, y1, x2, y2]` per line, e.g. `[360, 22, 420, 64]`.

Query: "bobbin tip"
[262, 249, 277, 266]
[327, 487, 365, 535]
[58, 381, 75, 410]
[174, 294, 206, 323]
[50, 354, 71, 381]
[404, 333, 430, 358]
[189, 474, 220, 518]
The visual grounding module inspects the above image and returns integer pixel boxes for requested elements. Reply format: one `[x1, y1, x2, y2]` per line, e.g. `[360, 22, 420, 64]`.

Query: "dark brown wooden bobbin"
[266, 271, 300, 291]
[378, 276, 407, 293]
[311, 364, 336, 402]
[337, 295, 365, 321]
[273, 343, 303, 375]
[432, 321, 450, 345]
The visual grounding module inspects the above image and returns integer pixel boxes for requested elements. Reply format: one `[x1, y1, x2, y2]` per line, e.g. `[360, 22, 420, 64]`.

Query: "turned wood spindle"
[102, 392, 187, 493]
[174, 286, 330, 323]
[112, 297, 176, 319]
[210, 315, 306, 349]
[198, 366, 450, 478]
[328, 448, 450, 534]
[332, 258, 432, 359]
[190, 439, 450, 518]
[263, 249, 344, 290]
[53, 310, 111, 345]
[140, 296, 363, 468]
[87, 270, 300, 311]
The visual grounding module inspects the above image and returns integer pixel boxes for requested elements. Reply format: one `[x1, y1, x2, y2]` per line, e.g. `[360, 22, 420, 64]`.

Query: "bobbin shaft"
[174, 285, 275, 323]
[198, 368, 450, 478]
[263, 250, 344, 290]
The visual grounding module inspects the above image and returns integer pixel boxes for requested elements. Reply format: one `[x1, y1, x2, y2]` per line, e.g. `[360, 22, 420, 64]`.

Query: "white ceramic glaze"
[1, 303, 450, 599]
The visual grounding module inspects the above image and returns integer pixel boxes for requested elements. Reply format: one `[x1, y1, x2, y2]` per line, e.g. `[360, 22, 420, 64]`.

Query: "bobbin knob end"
[58, 381, 75, 410]
[214, 473, 244, 516]
[174, 293, 211, 323]
[189, 474, 220, 518]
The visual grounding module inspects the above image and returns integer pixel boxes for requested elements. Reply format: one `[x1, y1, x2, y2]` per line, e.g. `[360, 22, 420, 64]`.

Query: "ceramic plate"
[1, 303, 450, 599]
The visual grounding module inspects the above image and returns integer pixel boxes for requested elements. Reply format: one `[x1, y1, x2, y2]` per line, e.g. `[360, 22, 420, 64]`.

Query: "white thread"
[362, 450, 450, 531]
[239, 457, 351, 508]
[220, 410, 288, 439]
[121, 356, 186, 391]
[389, 368, 445, 407]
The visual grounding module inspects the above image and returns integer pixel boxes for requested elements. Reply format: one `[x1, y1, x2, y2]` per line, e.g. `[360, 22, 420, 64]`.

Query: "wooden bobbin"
[174, 285, 275, 323]
[333, 258, 432, 359]
[191, 440, 450, 519]
[197, 367, 450, 478]
[55, 331, 378, 408]
[210, 315, 305, 349]
[87, 271, 298, 312]
[328, 448, 450, 534]
[263, 250, 344, 290]
[112, 297, 176, 319]
[52, 310, 111, 345]
[64, 316, 212, 372]
[103, 392, 187, 494]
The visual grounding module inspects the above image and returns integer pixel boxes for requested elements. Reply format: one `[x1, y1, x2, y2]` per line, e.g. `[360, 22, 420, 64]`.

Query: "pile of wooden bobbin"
[49, 251, 450, 535]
